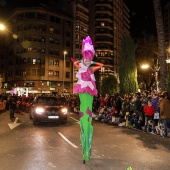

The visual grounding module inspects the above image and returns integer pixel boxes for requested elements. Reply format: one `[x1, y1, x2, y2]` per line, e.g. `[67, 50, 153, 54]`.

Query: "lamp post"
[63, 51, 67, 93]
[141, 64, 159, 91]
[0, 23, 5, 31]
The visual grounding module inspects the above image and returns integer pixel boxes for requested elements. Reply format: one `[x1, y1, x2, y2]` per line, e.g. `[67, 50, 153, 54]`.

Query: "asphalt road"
[0, 111, 170, 170]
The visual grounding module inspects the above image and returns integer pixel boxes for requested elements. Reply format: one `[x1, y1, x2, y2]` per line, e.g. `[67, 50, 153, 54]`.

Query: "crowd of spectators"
[91, 91, 170, 138]
[1, 90, 170, 138]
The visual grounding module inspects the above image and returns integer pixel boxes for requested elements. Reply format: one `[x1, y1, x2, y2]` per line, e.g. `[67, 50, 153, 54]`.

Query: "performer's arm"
[71, 58, 81, 69]
[74, 60, 81, 69]
[91, 62, 104, 73]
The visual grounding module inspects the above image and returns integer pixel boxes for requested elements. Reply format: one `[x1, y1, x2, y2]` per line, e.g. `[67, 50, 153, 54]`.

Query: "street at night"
[0, 111, 170, 170]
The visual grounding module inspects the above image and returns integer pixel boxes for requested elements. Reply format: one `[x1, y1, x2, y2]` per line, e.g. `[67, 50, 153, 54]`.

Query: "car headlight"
[61, 108, 68, 115]
[35, 107, 45, 114]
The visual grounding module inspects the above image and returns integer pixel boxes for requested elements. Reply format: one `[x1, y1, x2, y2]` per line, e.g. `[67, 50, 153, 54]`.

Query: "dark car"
[30, 96, 68, 125]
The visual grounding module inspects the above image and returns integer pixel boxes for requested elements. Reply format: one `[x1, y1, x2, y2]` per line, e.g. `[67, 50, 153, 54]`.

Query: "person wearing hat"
[71, 36, 103, 163]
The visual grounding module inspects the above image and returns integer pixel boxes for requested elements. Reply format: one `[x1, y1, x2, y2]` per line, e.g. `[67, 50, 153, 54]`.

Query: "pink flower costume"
[73, 63, 98, 96]
[71, 36, 103, 164]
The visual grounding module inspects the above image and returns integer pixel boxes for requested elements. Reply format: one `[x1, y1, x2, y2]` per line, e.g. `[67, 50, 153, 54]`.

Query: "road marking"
[8, 117, 21, 130]
[70, 117, 80, 124]
[58, 132, 78, 148]
[70, 116, 79, 122]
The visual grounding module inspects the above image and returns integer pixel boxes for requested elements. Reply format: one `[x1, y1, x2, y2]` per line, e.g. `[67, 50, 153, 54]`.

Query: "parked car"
[30, 96, 68, 125]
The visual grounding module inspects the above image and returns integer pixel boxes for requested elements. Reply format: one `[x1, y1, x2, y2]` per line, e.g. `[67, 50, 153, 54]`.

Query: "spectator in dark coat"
[8, 97, 16, 119]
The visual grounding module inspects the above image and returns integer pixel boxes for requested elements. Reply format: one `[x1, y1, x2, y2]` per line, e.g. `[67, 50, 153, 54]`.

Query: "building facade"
[89, 0, 130, 82]
[1, 6, 74, 96]
[72, 0, 89, 86]
[0, 0, 130, 95]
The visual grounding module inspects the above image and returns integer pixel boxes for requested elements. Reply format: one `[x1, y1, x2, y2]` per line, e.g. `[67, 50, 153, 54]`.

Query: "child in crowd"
[155, 119, 164, 136]
[118, 110, 126, 126]
[130, 110, 140, 128]
[143, 99, 156, 132]
[102, 106, 115, 123]
[148, 120, 156, 134]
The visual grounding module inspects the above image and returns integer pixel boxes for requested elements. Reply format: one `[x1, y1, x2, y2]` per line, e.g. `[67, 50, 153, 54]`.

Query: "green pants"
[79, 93, 94, 162]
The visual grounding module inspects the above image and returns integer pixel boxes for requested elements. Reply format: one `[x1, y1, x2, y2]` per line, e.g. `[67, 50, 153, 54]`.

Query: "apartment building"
[88, 0, 130, 82]
[0, 0, 130, 95]
[0, 4, 74, 96]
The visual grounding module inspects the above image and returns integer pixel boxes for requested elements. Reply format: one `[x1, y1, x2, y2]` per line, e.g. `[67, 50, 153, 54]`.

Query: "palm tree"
[153, 0, 167, 91]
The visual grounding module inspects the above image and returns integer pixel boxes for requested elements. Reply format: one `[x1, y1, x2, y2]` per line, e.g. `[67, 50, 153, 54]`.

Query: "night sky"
[0, 0, 169, 39]
[124, 0, 169, 39]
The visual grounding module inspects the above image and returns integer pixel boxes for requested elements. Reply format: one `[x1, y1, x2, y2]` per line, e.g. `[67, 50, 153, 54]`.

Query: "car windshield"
[37, 97, 63, 105]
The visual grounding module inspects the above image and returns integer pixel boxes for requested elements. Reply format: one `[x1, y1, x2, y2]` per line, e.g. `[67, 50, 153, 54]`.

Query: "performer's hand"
[71, 58, 77, 62]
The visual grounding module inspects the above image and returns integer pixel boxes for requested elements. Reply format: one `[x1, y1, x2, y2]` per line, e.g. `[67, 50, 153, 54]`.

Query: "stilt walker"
[71, 36, 103, 164]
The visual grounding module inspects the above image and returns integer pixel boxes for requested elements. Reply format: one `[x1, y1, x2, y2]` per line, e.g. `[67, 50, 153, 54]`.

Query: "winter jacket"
[159, 98, 170, 119]
[151, 97, 159, 112]
[143, 104, 155, 117]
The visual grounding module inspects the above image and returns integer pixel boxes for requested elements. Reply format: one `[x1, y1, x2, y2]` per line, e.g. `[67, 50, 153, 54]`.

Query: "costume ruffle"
[73, 63, 97, 96]
[74, 84, 98, 96]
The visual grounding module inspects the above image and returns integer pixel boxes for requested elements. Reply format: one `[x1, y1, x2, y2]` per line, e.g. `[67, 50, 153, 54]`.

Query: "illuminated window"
[54, 71, 59, 77]
[49, 27, 54, 32]
[54, 60, 59, 66]
[49, 70, 54, 76]
[101, 22, 105, 26]
[49, 60, 53, 65]
[32, 59, 36, 64]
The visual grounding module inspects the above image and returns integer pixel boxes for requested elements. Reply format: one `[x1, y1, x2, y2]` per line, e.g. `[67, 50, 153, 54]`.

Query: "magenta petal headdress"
[82, 36, 95, 61]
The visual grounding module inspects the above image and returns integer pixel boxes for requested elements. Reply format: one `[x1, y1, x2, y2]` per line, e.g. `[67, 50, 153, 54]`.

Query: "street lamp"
[63, 51, 67, 93]
[141, 64, 159, 91]
[0, 23, 5, 31]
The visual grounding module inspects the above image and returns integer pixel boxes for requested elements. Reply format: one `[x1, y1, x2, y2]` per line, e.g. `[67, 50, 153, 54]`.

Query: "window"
[32, 69, 36, 76]
[66, 20, 71, 27]
[37, 58, 41, 64]
[27, 69, 31, 76]
[54, 71, 59, 77]
[66, 41, 70, 47]
[56, 17, 60, 24]
[23, 58, 27, 64]
[55, 29, 60, 34]
[32, 59, 36, 64]
[66, 72, 70, 78]
[24, 82, 34, 87]
[49, 27, 54, 33]
[49, 50, 54, 55]
[37, 13, 46, 20]
[30, 82, 34, 87]
[54, 60, 59, 66]
[16, 48, 22, 54]
[47, 81, 51, 87]
[55, 51, 59, 56]
[49, 37, 54, 43]
[41, 69, 45, 76]
[27, 58, 31, 64]
[66, 31, 71, 37]
[49, 70, 54, 76]
[49, 60, 53, 65]
[25, 13, 35, 19]
[50, 16, 55, 22]
[37, 69, 41, 76]
[66, 61, 70, 67]
[54, 39, 60, 45]
[16, 58, 20, 65]
[15, 70, 19, 76]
